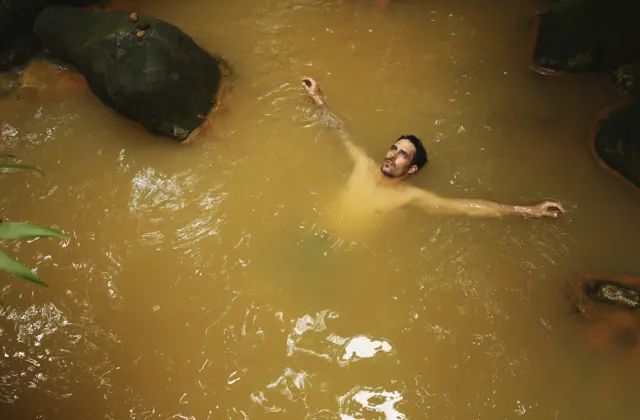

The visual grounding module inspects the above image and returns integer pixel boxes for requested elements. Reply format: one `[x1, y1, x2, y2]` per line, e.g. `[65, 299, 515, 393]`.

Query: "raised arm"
[411, 188, 565, 218]
[301, 77, 369, 163]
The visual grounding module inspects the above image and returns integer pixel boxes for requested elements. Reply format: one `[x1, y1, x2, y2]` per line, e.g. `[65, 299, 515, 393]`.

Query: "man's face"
[380, 139, 418, 178]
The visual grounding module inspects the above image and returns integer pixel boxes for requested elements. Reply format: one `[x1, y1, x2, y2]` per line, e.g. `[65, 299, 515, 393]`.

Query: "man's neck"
[377, 171, 407, 186]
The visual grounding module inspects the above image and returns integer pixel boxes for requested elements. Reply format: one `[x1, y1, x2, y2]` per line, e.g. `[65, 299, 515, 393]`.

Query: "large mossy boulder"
[34, 7, 222, 141]
[593, 101, 640, 188]
[533, 0, 640, 73]
[0, 0, 100, 70]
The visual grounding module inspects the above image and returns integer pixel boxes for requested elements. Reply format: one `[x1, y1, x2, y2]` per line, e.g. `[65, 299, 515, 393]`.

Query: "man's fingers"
[542, 201, 565, 214]
[542, 205, 564, 218]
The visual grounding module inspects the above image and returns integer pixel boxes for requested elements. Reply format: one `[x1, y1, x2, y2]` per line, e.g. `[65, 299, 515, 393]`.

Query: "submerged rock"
[571, 276, 640, 351]
[592, 101, 640, 188]
[0, 59, 89, 105]
[34, 7, 223, 141]
[532, 0, 640, 73]
[573, 276, 640, 317]
[582, 279, 640, 310]
[0, 72, 20, 98]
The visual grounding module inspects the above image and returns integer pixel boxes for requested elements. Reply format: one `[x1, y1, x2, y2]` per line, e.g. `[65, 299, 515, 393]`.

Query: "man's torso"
[321, 158, 416, 241]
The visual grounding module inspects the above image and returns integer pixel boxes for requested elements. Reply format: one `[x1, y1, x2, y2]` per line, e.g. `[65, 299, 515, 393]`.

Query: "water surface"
[2, 0, 640, 419]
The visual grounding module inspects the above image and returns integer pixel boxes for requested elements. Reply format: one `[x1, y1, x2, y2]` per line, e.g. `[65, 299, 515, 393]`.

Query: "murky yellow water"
[2, 0, 640, 418]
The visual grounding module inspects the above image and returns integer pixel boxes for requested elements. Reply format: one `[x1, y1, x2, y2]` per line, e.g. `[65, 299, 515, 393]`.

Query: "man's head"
[380, 134, 428, 179]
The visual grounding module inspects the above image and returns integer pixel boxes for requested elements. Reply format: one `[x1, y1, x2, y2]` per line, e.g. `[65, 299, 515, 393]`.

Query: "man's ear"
[408, 165, 419, 175]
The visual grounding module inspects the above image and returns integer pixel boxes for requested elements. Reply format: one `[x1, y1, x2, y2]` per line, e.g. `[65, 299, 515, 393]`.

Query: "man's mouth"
[384, 159, 394, 167]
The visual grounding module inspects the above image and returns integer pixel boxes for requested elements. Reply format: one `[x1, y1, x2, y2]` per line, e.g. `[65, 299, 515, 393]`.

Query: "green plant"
[1, 154, 68, 286]
[1, 154, 44, 175]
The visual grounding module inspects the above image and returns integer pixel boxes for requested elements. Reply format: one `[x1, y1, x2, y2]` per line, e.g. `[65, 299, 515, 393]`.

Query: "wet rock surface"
[593, 101, 640, 188]
[0, 0, 102, 70]
[0, 32, 40, 71]
[582, 278, 640, 310]
[611, 62, 640, 95]
[34, 6, 223, 141]
[0, 71, 20, 98]
[572, 276, 640, 351]
[532, 0, 640, 73]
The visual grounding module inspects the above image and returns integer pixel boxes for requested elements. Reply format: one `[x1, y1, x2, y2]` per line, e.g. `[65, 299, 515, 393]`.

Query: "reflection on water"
[339, 386, 406, 420]
[252, 367, 311, 413]
[286, 310, 394, 366]
[255, 310, 399, 417]
[2, 0, 640, 419]
[340, 336, 393, 365]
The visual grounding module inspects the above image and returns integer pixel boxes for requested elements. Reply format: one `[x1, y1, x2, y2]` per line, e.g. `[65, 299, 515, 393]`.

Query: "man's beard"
[381, 160, 401, 178]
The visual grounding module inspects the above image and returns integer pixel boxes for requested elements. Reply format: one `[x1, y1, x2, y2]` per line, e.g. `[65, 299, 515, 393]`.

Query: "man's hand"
[527, 201, 565, 218]
[301, 77, 324, 105]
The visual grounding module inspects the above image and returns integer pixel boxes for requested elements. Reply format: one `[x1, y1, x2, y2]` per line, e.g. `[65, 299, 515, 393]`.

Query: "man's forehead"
[393, 139, 416, 153]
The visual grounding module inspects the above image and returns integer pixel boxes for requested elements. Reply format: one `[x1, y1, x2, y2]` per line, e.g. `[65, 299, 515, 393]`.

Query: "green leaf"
[0, 154, 16, 159]
[0, 222, 68, 240]
[0, 163, 44, 176]
[0, 251, 47, 286]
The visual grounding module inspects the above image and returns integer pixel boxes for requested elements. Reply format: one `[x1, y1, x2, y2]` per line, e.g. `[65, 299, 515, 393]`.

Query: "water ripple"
[0, 297, 119, 405]
[339, 386, 407, 420]
[129, 167, 197, 215]
[286, 310, 395, 367]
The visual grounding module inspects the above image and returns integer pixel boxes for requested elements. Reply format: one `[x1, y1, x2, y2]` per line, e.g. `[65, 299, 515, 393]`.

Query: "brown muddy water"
[2, 0, 640, 419]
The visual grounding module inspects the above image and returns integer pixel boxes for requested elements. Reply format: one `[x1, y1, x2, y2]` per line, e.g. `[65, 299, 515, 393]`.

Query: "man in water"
[300, 76, 564, 234]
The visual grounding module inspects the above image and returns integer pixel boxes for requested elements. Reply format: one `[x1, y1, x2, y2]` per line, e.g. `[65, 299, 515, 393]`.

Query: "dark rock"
[572, 276, 640, 316]
[0, 31, 40, 71]
[0, 0, 102, 71]
[0, 0, 99, 27]
[611, 62, 640, 95]
[0, 71, 20, 98]
[571, 276, 640, 353]
[533, 0, 640, 72]
[594, 101, 640, 188]
[34, 7, 222, 141]
[584, 279, 640, 309]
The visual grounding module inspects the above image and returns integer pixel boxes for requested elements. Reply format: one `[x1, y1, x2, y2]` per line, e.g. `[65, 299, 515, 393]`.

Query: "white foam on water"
[339, 386, 407, 420]
[340, 336, 393, 364]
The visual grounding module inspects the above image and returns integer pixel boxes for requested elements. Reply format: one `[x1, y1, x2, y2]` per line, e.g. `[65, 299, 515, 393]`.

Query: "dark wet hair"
[398, 134, 428, 170]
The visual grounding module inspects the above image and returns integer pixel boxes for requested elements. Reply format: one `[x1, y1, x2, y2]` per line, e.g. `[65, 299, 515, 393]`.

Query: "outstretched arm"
[411, 188, 565, 218]
[301, 77, 369, 163]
